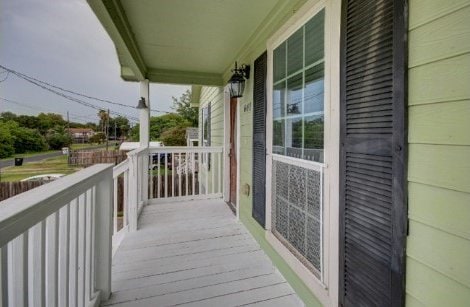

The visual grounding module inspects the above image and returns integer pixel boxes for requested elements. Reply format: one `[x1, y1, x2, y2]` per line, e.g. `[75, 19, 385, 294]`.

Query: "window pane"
[304, 115, 324, 163]
[305, 9, 324, 66]
[273, 82, 286, 118]
[273, 44, 286, 82]
[287, 73, 303, 116]
[273, 119, 285, 155]
[287, 28, 303, 75]
[304, 64, 324, 114]
[286, 118, 303, 159]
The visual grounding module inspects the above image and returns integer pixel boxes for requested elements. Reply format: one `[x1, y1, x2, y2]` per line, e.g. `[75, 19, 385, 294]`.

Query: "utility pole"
[105, 109, 110, 151]
[114, 120, 117, 144]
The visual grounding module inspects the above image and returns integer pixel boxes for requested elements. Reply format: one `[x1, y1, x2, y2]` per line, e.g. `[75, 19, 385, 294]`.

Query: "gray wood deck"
[107, 199, 303, 307]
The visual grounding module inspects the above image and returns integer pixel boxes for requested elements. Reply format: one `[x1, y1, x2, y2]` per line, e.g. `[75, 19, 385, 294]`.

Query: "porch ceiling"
[88, 0, 285, 85]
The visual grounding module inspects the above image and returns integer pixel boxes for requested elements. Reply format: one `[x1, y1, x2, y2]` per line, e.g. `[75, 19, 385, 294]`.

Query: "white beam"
[139, 79, 150, 148]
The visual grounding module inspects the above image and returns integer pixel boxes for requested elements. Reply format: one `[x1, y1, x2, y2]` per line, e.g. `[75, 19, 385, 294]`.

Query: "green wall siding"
[407, 0, 470, 305]
[199, 86, 225, 192]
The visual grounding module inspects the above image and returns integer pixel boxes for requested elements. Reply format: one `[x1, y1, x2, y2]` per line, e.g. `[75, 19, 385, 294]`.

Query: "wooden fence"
[0, 181, 45, 202]
[68, 150, 127, 167]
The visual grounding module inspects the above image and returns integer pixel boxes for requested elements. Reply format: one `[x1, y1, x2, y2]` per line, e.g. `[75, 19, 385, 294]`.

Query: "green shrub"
[0, 124, 15, 158]
[160, 126, 187, 146]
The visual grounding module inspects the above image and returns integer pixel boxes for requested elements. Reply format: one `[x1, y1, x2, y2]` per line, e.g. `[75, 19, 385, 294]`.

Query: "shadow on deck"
[107, 199, 303, 306]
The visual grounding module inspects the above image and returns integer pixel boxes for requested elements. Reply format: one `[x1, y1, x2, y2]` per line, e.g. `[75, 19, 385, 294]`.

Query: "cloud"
[0, 0, 189, 123]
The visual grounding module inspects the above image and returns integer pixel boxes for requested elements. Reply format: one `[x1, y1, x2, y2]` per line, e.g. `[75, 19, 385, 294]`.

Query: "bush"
[0, 124, 15, 158]
[89, 132, 106, 144]
[46, 132, 72, 150]
[2, 121, 48, 154]
[12, 128, 48, 153]
[160, 126, 187, 146]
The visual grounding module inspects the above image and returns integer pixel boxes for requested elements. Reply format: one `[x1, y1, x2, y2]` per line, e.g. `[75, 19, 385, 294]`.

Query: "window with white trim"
[270, 8, 326, 280]
[273, 9, 325, 163]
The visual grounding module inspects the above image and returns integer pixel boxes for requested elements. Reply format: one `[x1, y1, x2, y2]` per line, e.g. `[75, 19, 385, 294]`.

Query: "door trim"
[223, 86, 241, 220]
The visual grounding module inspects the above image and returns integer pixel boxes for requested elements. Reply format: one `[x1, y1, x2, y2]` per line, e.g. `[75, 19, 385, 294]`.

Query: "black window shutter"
[252, 51, 268, 227]
[339, 0, 407, 306]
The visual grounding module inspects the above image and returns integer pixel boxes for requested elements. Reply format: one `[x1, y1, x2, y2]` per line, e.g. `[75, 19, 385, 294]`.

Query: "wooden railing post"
[94, 168, 113, 302]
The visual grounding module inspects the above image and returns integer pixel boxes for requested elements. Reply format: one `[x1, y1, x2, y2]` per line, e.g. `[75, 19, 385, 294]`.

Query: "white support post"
[94, 168, 113, 302]
[139, 80, 150, 204]
[139, 79, 150, 148]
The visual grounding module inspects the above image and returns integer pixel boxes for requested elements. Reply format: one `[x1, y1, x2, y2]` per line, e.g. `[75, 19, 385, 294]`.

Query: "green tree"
[150, 113, 191, 140]
[109, 116, 130, 139]
[98, 110, 109, 134]
[89, 132, 106, 144]
[37, 113, 66, 134]
[171, 89, 198, 126]
[46, 126, 72, 150]
[160, 126, 187, 146]
[0, 112, 17, 122]
[0, 123, 15, 158]
[2, 121, 48, 153]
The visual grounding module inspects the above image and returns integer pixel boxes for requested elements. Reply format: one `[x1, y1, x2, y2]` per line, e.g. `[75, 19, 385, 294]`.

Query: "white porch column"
[139, 79, 150, 205]
[139, 79, 150, 147]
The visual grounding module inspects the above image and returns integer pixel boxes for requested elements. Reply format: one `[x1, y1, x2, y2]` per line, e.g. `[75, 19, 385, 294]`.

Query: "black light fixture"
[136, 97, 147, 109]
[228, 62, 250, 98]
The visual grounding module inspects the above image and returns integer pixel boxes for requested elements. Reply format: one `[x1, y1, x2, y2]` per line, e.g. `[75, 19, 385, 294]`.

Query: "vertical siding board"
[407, 0, 470, 303]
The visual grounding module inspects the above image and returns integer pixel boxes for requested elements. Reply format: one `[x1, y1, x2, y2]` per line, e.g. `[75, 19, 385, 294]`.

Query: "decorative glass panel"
[272, 158, 323, 275]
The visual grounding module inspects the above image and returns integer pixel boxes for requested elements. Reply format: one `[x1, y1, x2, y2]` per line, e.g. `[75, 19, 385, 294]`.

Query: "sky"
[0, 0, 190, 125]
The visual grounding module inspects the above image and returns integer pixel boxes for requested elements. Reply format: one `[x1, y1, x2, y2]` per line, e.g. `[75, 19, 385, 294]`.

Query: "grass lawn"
[0, 155, 82, 182]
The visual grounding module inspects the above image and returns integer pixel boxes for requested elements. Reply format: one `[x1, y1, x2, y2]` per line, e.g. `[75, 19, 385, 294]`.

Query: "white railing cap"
[113, 159, 130, 178]
[0, 164, 113, 247]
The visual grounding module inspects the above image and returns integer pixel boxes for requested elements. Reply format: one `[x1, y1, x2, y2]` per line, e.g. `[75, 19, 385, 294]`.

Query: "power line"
[0, 70, 139, 121]
[0, 72, 9, 83]
[0, 64, 170, 114]
[0, 96, 138, 124]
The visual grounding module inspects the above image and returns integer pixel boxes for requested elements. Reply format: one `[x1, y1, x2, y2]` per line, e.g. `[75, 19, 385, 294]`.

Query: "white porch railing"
[0, 164, 113, 307]
[0, 145, 225, 307]
[146, 146, 224, 203]
[110, 146, 224, 234]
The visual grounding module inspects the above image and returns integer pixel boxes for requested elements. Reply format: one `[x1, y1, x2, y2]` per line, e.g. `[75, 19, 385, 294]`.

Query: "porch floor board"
[108, 199, 303, 307]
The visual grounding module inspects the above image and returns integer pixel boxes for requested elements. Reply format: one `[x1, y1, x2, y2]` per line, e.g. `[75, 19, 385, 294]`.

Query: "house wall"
[406, 0, 470, 306]
[198, 1, 329, 306]
[198, 86, 225, 193]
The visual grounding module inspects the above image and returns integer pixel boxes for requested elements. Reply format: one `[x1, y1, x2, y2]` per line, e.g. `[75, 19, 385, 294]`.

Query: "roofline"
[87, 0, 146, 81]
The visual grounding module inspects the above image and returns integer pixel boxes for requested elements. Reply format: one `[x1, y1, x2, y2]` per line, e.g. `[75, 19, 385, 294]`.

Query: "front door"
[229, 98, 237, 211]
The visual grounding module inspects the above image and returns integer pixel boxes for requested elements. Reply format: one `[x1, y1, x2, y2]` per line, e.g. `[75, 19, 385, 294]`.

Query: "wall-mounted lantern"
[228, 62, 250, 98]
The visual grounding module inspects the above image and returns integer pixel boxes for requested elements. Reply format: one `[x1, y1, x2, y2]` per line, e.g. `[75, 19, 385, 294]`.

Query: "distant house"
[67, 128, 95, 143]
